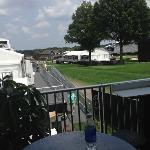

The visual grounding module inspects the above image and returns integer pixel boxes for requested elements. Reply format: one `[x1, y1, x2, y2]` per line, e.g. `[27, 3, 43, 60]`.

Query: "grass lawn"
[48, 62, 150, 85]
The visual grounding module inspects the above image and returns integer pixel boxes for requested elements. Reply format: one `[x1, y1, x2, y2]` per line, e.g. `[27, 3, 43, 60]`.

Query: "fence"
[41, 83, 144, 136]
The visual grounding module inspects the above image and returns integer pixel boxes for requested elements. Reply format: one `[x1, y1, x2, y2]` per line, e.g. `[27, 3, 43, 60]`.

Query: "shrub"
[0, 76, 49, 150]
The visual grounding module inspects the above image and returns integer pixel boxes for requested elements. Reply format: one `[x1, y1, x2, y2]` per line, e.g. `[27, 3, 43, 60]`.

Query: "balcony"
[40, 79, 149, 149]
[1, 74, 149, 150]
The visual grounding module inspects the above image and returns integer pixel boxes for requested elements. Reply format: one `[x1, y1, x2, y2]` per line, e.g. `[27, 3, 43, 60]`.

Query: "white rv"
[0, 38, 34, 87]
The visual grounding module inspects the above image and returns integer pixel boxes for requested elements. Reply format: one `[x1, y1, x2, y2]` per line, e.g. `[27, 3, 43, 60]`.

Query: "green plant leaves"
[0, 78, 49, 150]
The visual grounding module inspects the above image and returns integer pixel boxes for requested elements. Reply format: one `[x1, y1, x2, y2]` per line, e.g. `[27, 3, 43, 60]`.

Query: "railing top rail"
[40, 83, 111, 94]
[39, 77, 150, 94]
[112, 78, 150, 91]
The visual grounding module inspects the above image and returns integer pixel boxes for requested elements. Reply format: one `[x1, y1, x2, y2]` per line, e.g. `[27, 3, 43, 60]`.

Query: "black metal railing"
[40, 83, 145, 136]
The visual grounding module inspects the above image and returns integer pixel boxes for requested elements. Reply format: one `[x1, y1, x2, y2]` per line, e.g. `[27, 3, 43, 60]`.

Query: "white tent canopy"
[64, 49, 109, 56]
[64, 50, 88, 56]
[64, 48, 110, 61]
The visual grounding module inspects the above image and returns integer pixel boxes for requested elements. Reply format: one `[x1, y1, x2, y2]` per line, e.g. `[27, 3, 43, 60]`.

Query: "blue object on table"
[85, 126, 96, 143]
[85, 113, 96, 150]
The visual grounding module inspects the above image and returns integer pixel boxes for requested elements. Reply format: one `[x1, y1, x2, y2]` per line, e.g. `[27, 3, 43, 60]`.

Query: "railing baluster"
[69, 91, 74, 131]
[84, 89, 88, 114]
[77, 90, 81, 131]
[130, 99, 135, 131]
[131, 98, 137, 131]
[98, 87, 101, 132]
[54, 93, 59, 132]
[100, 87, 104, 133]
[122, 97, 125, 129]
[46, 94, 49, 106]
[136, 98, 139, 133]
[106, 85, 112, 133]
[91, 88, 95, 120]
[103, 86, 108, 134]
[129, 98, 132, 131]
[46, 93, 51, 135]
[118, 97, 124, 130]
[61, 92, 66, 132]
[111, 95, 115, 133]
[120, 97, 125, 129]
[124, 98, 129, 130]
[138, 98, 144, 134]
[117, 97, 121, 130]
[109, 85, 113, 134]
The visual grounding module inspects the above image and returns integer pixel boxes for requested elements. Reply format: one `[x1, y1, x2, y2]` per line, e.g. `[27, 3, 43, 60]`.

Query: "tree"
[64, 1, 100, 63]
[131, 0, 150, 42]
[94, 0, 150, 63]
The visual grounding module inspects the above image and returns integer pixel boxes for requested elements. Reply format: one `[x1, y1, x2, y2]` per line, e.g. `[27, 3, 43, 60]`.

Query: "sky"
[0, 0, 150, 50]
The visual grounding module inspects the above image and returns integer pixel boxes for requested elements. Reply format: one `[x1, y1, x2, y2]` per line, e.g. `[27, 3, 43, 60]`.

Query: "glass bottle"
[84, 113, 97, 150]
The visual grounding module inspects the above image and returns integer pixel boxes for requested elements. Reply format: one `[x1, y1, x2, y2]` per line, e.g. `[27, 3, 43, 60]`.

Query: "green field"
[48, 62, 150, 85]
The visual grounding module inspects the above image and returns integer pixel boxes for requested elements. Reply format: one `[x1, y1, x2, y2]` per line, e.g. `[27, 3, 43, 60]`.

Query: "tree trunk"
[89, 49, 92, 65]
[119, 40, 124, 64]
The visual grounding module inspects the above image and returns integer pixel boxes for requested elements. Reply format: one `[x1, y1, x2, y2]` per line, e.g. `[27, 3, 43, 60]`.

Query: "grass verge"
[48, 62, 150, 85]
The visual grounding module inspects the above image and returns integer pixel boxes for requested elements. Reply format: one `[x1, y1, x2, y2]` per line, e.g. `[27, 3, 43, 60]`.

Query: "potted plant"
[0, 76, 49, 150]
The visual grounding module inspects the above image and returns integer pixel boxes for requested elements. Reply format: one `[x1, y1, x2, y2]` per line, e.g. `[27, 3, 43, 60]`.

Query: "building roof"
[0, 38, 9, 41]
[64, 50, 88, 56]
[40, 50, 51, 55]
[0, 48, 24, 65]
[112, 78, 150, 97]
[113, 44, 138, 54]
[40, 49, 62, 55]
[64, 48, 109, 56]
[93, 48, 109, 55]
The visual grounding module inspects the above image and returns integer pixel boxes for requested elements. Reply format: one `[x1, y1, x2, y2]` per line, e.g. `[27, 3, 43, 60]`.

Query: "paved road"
[34, 68, 86, 131]
[34, 69, 63, 91]
[34, 69, 65, 103]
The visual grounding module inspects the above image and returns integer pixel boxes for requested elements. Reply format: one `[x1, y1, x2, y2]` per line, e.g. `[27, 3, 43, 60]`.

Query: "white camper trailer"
[0, 38, 34, 87]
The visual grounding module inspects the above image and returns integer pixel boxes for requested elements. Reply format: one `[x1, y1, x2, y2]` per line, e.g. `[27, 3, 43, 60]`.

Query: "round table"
[24, 132, 136, 150]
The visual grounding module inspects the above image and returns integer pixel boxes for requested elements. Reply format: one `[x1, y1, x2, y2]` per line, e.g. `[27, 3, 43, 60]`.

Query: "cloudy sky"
[0, 0, 150, 50]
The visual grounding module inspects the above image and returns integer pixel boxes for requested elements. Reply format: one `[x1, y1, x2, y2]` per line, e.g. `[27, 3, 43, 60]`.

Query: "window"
[0, 41, 7, 44]
[0, 41, 7, 48]
[81, 55, 89, 60]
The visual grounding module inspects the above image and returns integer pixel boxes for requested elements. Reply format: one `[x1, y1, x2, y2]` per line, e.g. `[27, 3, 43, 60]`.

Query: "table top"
[24, 132, 136, 150]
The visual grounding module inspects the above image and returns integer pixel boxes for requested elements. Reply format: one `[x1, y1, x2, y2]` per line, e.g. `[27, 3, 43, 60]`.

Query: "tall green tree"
[64, 1, 100, 63]
[94, 0, 150, 63]
[131, 0, 150, 42]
